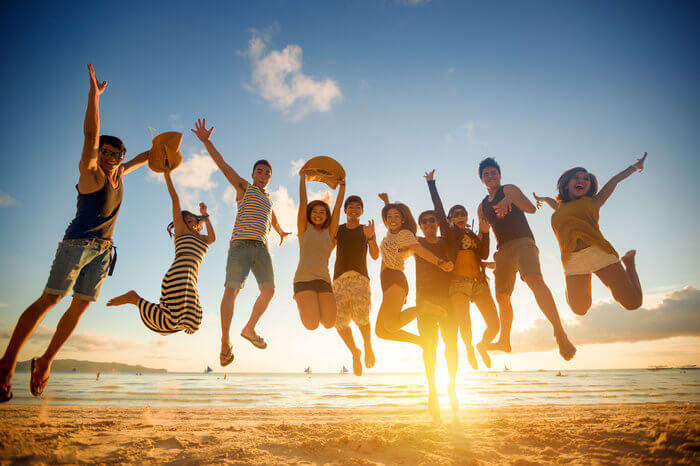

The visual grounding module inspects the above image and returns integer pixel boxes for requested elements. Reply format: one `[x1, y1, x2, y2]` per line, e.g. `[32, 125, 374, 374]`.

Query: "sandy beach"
[1, 403, 697, 464]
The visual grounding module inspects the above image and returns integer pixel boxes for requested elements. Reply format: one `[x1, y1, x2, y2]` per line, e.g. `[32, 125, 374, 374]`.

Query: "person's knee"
[620, 294, 643, 311]
[496, 293, 511, 307]
[39, 292, 62, 308]
[522, 274, 545, 289]
[320, 316, 335, 329]
[375, 323, 390, 339]
[301, 316, 319, 330]
[567, 292, 591, 315]
[259, 288, 275, 302]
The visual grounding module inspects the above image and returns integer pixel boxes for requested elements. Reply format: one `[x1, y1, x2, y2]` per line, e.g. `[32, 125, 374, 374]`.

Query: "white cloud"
[270, 186, 297, 236]
[0, 190, 18, 207]
[289, 158, 307, 177]
[444, 120, 487, 150]
[149, 150, 218, 210]
[243, 30, 342, 120]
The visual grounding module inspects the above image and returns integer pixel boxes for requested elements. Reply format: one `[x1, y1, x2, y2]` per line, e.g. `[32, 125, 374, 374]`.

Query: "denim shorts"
[44, 238, 114, 302]
[225, 239, 274, 290]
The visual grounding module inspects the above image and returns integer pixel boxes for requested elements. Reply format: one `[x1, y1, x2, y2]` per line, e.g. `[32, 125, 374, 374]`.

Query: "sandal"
[30, 358, 49, 397]
[241, 332, 267, 350]
[220, 344, 235, 367]
[0, 382, 12, 403]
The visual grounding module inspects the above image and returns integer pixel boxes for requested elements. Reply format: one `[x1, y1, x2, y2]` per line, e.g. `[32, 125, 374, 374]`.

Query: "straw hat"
[148, 131, 183, 172]
[301, 155, 346, 188]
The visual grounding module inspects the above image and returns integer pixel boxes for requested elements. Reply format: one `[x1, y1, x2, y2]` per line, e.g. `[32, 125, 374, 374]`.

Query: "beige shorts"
[333, 271, 371, 329]
[564, 246, 619, 276]
[494, 237, 542, 295]
[449, 275, 489, 301]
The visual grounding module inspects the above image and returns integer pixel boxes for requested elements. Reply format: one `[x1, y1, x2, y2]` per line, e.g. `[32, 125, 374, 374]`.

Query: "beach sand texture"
[1, 403, 698, 465]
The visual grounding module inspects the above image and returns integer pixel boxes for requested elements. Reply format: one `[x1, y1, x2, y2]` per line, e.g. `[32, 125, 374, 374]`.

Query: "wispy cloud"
[444, 120, 487, 150]
[511, 286, 700, 353]
[0, 190, 18, 207]
[243, 30, 342, 120]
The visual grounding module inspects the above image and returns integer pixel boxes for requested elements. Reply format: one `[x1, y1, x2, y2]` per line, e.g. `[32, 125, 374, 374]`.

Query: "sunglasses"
[100, 147, 125, 161]
[420, 217, 436, 224]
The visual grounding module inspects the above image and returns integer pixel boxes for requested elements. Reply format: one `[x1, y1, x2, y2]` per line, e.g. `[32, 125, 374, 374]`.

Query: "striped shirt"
[231, 184, 272, 243]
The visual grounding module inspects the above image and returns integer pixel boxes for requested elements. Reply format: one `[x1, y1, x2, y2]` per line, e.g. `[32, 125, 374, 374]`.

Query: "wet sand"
[1, 403, 698, 464]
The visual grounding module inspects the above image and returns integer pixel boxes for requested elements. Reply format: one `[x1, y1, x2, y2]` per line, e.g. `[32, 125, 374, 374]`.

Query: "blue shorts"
[225, 239, 274, 290]
[44, 238, 114, 302]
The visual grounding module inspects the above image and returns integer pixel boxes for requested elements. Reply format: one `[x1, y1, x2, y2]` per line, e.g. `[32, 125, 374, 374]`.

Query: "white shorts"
[332, 271, 371, 329]
[564, 246, 619, 276]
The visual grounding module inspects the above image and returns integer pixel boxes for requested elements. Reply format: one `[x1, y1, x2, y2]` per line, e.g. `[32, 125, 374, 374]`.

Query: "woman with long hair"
[376, 194, 453, 346]
[534, 153, 646, 315]
[107, 169, 215, 335]
[293, 171, 345, 330]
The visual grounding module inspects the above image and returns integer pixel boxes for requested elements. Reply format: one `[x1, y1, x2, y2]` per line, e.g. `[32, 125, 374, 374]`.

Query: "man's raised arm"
[191, 118, 248, 197]
[80, 64, 107, 174]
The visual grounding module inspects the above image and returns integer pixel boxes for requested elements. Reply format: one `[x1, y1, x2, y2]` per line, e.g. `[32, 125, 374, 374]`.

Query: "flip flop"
[30, 358, 49, 397]
[220, 344, 235, 367]
[241, 332, 267, 350]
[0, 383, 12, 403]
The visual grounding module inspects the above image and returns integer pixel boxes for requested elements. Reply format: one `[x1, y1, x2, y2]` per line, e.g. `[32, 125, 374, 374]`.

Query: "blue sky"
[0, 0, 698, 372]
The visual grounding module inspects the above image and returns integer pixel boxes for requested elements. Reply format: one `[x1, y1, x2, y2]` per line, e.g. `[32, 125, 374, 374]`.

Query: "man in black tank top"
[0, 64, 150, 402]
[332, 195, 380, 376]
[478, 157, 576, 362]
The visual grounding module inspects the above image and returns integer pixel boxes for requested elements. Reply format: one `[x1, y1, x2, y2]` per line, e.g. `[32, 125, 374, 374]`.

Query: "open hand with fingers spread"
[632, 152, 647, 172]
[363, 219, 376, 240]
[424, 170, 435, 181]
[378, 193, 389, 205]
[199, 202, 208, 217]
[87, 63, 108, 96]
[191, 118, 214, 144]
[278, 230, 292, 245]
[533, 192, 545, 209]
[493, 196, 513, 218]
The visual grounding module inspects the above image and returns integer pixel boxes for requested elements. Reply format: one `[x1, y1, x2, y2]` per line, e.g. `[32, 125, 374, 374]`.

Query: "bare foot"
[556, 332, 576, 361]
[351, 348, 362, 376]
[448, 381, 459, 415]
[428, 391, 441, 424]
[476, 342, 492, 368]
[487, 339, 512, 353]
[364, 346, 375, 369]
[107, 291, 139, 307]
[466, 345, 479, 370]
[621, 250, 636, 268]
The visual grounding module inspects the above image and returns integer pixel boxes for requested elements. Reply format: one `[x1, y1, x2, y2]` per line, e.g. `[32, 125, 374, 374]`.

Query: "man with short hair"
[332, 195, 379, 376]
[415, 209, 460, 424]
[191, 118, 290, 367]
[478, 157, 576, 361]
[0, 64, 151, 402]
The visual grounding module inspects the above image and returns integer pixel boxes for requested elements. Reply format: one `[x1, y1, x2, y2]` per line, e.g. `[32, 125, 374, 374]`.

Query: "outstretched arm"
[329, 179, 346, 243]
[191, 118, 249, 197]
[493, 184, 537, 217]
[406, 243, 454, 272]
[199, 202, 216, 244]
[424, 170, 450, 236]
[164, 170, 187, 236]
[594, 152, 647, 208]
[122, 150, 150, 175]
[297, 171, 308, 235]
[79, 64, 107, 183]
[364, 220, 380, 260]
[477, 204, 491, 259]
[533, 193, 558, 211]
[271, 211, 291, 245]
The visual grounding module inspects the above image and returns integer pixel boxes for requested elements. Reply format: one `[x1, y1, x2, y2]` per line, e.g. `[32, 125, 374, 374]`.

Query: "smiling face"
[419, 213, 438, 238]
[252, 164, 271, 188]
[480, 165, 501, 190]
[449, 208, 468, 229]
[309, 204, 328, 227]
[344, 201, 363, 221]
[567, 170, 592, 200]
[384, 208, 404, 233]
[98, 143, 124, 172]
[185, 214, 203, 234]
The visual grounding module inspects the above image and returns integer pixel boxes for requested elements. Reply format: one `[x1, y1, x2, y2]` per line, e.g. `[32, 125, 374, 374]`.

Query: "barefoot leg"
[106, 290, 140, 307]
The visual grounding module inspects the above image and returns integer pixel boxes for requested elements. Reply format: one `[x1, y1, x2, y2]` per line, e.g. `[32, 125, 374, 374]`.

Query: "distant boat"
[676, 364, 697, 370]
[304, 366, 311, 375]
[72, 367, 77, 372]
[503, 364, 510, 372]
[648, 365, 669, 371]
[340, 365, 349, 374]
[204, 366, 213, 374]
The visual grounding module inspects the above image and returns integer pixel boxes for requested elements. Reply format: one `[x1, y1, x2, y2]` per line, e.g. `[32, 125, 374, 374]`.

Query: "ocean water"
[7, 369, 699, 408]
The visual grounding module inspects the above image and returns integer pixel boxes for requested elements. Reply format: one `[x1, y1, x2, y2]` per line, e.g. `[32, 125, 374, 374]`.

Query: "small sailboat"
[204, 366, 213, 374]
[340, 365, 349, 375]
[304, 366, 311, 375]
[503, 364, 510, 372]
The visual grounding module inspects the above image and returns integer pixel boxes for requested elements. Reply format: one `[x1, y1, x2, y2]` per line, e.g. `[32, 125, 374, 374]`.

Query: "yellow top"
[551, 197, 618, 264]
[301, 155, 345, 189]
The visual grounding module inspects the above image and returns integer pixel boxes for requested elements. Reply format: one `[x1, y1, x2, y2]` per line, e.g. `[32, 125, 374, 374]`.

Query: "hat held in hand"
[148, 131, 183, 172]
[301, 155, 346, 188]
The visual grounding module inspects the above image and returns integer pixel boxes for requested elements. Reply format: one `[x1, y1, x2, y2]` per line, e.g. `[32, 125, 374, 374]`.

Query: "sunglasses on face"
[100, 147, 125, 161]
[420, 217, 437, 225]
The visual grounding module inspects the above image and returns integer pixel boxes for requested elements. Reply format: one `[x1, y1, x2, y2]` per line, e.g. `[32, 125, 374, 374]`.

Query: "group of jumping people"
[0, 65, 646, 424]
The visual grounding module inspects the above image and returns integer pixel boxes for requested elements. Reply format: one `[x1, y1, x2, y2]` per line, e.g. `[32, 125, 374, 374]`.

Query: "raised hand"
[199, 202, 208, 217]
[424, 170, 435, 181]
[191, 118, 214, 143]
[533, 192, 545, 209]
[439, 260, 454, 272]
[87, 63, 108, 96]
[279, 230, 292, 245]
[378, 193, 389, 205]
[632, 152, 647, 172]
[363, 219, 376, 239]
[493, 196, 513, 218]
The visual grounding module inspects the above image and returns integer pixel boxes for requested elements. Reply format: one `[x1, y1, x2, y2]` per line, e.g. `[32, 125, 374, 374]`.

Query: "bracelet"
[202, 215, 210, 219]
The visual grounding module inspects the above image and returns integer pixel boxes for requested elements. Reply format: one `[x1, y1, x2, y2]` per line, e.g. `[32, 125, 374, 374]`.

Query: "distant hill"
[15, 359, 167, 373]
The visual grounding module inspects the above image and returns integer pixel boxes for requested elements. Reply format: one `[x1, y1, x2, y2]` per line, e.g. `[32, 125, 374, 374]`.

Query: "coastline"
[2, 403, 697, 464]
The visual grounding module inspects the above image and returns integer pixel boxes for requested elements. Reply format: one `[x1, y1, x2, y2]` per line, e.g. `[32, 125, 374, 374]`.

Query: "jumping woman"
[376, 194, 454, 346]
[425, 170, 499, 369]
[293, 171, 345, 330]
[534, 153, 646, 315]
[107, 169, 215, 334]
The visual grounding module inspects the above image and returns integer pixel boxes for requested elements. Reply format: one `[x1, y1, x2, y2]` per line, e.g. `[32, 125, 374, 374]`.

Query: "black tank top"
[333, 224, 368, 280]
[481, 186, 534, 247]
[64, 175, 123, 241]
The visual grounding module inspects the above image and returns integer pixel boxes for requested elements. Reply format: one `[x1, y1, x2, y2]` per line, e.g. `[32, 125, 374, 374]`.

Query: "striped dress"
[231, 184, 272, 243]
[138, 234, 209, 335]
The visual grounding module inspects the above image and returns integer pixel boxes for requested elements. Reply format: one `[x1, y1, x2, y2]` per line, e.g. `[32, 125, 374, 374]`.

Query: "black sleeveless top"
[333, 224, 368, 280]
[480, 186, 534, 247]
[415, 237, 451, 302]
[64, 175, 123, 241]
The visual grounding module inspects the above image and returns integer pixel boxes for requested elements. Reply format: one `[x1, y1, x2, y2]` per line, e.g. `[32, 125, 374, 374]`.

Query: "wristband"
[202, 215, 210, 219]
